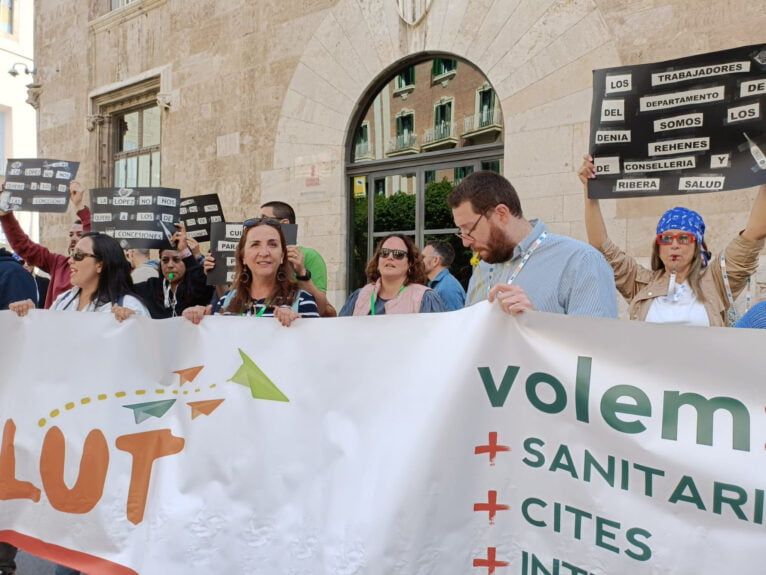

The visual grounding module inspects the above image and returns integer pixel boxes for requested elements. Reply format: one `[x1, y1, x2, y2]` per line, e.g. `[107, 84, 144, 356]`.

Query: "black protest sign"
[589, 43, 766, 199]
[207, 222, 243, 286]
[207, 221, 298, 287]
[179, 194, 225, 243]
[0, 159, 79, 213]
[90, 187, 181, 249]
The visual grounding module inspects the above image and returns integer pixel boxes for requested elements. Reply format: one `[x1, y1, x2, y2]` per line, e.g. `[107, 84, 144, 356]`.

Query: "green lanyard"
[241, 298, 271, 317]
[370, 285, 406, 316]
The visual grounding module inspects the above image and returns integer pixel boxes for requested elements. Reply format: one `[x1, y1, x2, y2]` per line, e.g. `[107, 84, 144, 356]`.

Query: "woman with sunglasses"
[339, 234, 445, 316]
[579, 155, 766, 326]
[134, 222, 214, 319]
[10, 232, 149, 320]
[182, 217, 318, 327]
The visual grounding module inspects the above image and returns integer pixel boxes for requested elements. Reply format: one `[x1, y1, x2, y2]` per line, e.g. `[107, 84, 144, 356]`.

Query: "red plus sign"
[474, 490, 509, 524]
[474, 432, 510, 465]
[473, 547, 508, 574]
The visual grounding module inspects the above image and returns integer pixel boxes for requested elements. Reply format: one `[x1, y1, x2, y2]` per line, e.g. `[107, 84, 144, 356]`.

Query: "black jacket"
[134, 254, 214, 319]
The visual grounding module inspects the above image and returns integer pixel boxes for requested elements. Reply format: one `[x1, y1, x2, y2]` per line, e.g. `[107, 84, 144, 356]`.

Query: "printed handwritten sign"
[207, 221, 297, 286]
[589, 43, 766, 198]
[0, 158, 79, 213]
[207, 221, 243, 285]
[89, 187, 181, 249]
[178, 194, 224, 243]
[1, 308, 765, 574]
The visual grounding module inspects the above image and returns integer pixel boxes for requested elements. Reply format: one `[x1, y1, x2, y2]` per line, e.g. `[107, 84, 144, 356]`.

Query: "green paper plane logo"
[123, 399, 177, 423]
[228, 348, 289, 402]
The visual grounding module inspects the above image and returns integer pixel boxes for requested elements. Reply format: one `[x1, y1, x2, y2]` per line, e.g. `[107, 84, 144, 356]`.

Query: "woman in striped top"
[182, 217, 318, 326]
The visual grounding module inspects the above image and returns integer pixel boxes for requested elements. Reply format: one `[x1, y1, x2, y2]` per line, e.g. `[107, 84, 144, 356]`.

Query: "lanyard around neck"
[370, 285, 406, 316]
[506, 231, 548, 285]
[241, 297, 271, 317]
[163, 280, 178, 317]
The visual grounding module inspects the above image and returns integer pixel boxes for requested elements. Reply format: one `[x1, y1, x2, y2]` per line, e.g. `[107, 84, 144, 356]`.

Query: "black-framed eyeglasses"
[243, 217, 281, 228]
[70, 250, 98, 262]
[379, 248, 408, 260]
[455, 213, 485, 240]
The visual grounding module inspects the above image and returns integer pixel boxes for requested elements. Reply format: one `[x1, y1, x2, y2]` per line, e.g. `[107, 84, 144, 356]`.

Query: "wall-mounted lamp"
[8, 62, 36, 78]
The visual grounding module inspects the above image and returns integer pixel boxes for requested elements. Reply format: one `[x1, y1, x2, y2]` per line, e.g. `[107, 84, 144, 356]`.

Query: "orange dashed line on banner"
[37, 383, 220, 428]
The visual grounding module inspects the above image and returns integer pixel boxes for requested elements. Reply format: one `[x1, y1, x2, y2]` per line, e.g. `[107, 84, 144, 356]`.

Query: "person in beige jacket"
[579, 155, 766, 327]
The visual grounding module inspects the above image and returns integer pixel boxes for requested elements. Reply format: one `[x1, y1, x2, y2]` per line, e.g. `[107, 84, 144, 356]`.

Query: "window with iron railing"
[355, 123, 370, 158]
[392, 113, 416, 150]
[478, 88, 497, 127]
[433, 101, 452, 139]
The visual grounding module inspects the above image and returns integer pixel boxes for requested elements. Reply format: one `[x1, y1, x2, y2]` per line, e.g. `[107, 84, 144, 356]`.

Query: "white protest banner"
[0, 306, 764, 574]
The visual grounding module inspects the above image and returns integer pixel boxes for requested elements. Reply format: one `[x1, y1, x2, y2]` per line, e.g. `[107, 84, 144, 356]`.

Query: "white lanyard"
[163, 280, 178, 317]
[507, 231, 548, 285]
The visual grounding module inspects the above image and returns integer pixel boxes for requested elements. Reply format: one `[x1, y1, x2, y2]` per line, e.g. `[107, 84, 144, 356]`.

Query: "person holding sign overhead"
[339, 234, 445, 316]
[134, 222, 214, 319]
[182, 217, 319, 326]
[580, 155, 766, 326]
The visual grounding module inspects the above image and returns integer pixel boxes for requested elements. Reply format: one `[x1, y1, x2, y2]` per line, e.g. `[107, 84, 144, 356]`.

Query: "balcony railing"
[354, 141, 372, 159]
[463, 108, 502, 134]
[422, 122, 457, 146]
[386, 133, 418, 155]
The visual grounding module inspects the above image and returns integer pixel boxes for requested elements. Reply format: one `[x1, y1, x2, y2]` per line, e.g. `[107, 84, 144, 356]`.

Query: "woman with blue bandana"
[579, 156, 766, 326]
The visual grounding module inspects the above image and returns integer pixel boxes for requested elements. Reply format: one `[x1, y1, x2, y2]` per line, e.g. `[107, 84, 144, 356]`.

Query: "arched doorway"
[345, 54, 504, 291]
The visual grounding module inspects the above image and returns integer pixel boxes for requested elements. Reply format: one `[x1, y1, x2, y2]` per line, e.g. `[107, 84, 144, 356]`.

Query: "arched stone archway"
[264, 0, 764, 305]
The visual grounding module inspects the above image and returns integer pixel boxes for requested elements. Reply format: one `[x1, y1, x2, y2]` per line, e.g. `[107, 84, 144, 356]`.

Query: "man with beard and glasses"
[448, 171, 616, 318]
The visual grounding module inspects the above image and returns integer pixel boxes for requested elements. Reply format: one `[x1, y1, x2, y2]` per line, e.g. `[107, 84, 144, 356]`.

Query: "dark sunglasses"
[379, 248, 408, 260]
[243, 217, 280, 228]
[71, 250, 99, 262]
[656, 233, 695, 245]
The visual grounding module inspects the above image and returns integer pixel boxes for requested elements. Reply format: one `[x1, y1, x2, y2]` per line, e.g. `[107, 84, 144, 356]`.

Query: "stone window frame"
[89, 0, 167, 33]
[88, 75, 162, 187]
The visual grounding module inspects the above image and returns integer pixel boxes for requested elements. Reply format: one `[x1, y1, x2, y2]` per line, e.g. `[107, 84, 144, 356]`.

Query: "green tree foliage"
[424, 178, 454, 230]
[373, 190, 416, 231]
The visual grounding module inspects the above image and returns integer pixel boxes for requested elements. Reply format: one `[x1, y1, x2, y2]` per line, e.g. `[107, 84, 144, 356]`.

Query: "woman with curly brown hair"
[339, 233, 445, 316]
[182, 217, 318, 327]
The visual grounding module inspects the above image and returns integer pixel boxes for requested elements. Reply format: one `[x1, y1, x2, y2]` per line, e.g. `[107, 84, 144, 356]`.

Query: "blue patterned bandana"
[656, 207, 705, 245]
[656, 207, 708, 266]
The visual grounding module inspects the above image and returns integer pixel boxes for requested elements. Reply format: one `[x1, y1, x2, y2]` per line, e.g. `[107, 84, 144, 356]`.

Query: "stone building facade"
[33, 0, 766, 310]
